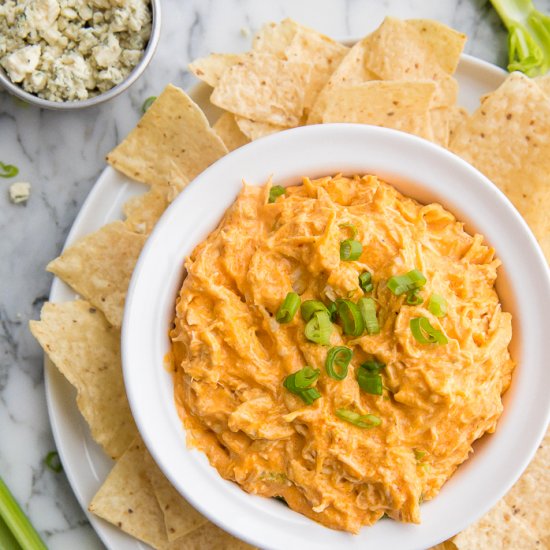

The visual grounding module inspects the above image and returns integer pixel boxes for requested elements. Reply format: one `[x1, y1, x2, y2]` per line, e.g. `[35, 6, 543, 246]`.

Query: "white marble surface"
[1, 1, 549, 548]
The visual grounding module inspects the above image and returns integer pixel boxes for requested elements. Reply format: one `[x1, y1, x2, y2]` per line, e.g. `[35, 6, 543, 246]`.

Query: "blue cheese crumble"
[0, 0, 152, 102]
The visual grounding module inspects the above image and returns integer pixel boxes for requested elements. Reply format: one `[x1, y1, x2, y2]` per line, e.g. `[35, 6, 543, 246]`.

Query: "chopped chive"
[268, 185, 286, 203]
[141, 95, 157, 113]
[275, 292, 300, 323]
[0, 162, 19, 179]
[335, 408, 381, 429]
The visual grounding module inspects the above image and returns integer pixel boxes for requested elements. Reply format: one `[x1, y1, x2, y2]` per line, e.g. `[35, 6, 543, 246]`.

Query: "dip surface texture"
[170, 175, 514, 533]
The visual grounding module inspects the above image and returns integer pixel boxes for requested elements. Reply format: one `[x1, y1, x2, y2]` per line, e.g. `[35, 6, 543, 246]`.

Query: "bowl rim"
[122, 123, 550, 550]
[0, 0, 161, 110]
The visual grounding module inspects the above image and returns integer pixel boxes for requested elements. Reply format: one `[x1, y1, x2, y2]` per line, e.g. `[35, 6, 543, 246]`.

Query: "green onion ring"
[44, 451, 62, 473]
[335, 408, 381, 428]
[357, 366, 383, 395]
[275, 292, 300, 323]
[387, 269, 427, 296]
[294, 366, 320, 388]
[0, 162, 19, 178]
[335, 299, 364, 336]
[283, 367, 322, 405]
[405, 289, 424, 306]
[358, 297, 380, 334]
[301, 300, 329, 322]
[410, 317, 448, 345]
[325, 346, 352, 380]
[428, 294, 447, 317]
[358, 271, 373, 292]
[141, 95, 157, 113]
[304, 310, 333, 345]
[340, 239, 363, 261]
[268, 185, 286, 203]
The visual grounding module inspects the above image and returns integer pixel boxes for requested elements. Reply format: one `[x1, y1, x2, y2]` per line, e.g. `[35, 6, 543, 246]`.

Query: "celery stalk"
[490, 0, 550, 76]
[0, 477, 47, 550]
[0, 514, 22, 550]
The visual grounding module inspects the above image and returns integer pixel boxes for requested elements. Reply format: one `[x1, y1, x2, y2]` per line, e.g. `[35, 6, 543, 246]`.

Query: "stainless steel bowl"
[0, 0, 161, 110]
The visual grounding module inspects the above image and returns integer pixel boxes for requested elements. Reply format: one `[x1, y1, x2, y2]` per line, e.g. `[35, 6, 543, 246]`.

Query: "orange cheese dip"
[170, 174, 514, 533]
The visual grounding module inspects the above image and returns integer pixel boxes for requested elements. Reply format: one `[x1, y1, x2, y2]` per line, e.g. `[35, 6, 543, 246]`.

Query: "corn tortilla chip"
[448, 105, 469, 140]
[107, 84, 227, 189]
[213, 113, 250, 152]
[89, 438, 169, 549]
[534, 74, 550, 97]
[29, 301, 137, 459]
[429, 107, 451, 147]
[321, 81, 436, 140]
[363, 17, 458, 108]
[142, 450, 208, 542]
[451, 500, 542, 549]
[167, 522, 254, 550]
[210, 51, 311, 127]
[47, 221, 147, 328]
[188, 53, 242, 88]
[252, 18, 298, 56]
[235, 116, 288, 141]
[450, 72, 550, 261]
[502, 429, 549, 546]
[123, 186, 170, 235]
[284, 26, 348, 110]
[307, 37, 377, 124]
[407, 19, 466, 74]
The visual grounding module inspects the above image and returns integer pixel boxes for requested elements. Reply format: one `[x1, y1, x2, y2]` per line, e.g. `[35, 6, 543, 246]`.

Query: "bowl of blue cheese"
[0, 0, 160, 109]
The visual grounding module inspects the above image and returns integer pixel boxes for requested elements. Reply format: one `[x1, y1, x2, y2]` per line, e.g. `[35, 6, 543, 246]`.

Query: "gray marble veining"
[1, 1, 548, 548]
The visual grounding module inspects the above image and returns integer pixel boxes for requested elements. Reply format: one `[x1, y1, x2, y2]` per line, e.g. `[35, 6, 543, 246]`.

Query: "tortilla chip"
[321, 80, 436, 140]
[168, 522, 254, 550]
[407, 19, 466, 74]
[213, 113, 250, 152]
[429, 107, 451, 147]
[142, 451, 208, 542]
[188, 54, 242, 88]
[89, 438, 169, 549]
[534, 74, 550, 97]
[210, 51, 310, 127]
[448, 105, 469, 140]
[362, 17, 458, 108]
[307, 37, 377, 124]
[123, 186, 170, 235]
[29, 301, 137, 459]
[252, 18, 298, 56]
[47, 221, 146, 328]
[284, 26, 348, 110]
[449, 72, 550, 261]
[107, 84, 227, 189]
[452, 500, 542, 549]
[235, 116, 288, 140]
[502, 429, 550, 546]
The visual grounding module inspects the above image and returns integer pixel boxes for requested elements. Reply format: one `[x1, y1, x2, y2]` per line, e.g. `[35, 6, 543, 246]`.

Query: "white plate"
[46, 54, 512, 550]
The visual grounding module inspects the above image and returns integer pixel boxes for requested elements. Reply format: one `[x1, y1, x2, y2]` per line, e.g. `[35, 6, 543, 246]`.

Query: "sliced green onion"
[300, 387, 322, 405]
[275, 292, 300, 323]
[304, 310, 333, 345]
[44, 451, 62, 473]
[357, 366, 383, 395]
[269, 185, 286, 203]
[141, 95, 157, 113]
[339, 222, 358, 239]
[387, 269, 427, 296]
[414, 449, 427, 461]
[405, 289, 424, 306]
[0, 162, 19, 178]
[0, 476, 47, 550]
[428, 294, 447, 317]
[358, 297, 379, 335]
[340, 239, 363, 261]
[326, 300, 337, 321]
[410, 317, 448, 345]
[325, 346, 352, 380]
[335, 299, 364, 336]
[284, 367, 321, 405]
[301, 300, 329, 322]
[294, 366, 320, 389]
[358, 271, 373, 293]
[335, 408, 381, 429]
[361, 359, 385, 372]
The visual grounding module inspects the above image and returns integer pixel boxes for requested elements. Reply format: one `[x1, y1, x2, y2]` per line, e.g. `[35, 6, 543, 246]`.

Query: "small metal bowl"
[0, 0, 161, 110]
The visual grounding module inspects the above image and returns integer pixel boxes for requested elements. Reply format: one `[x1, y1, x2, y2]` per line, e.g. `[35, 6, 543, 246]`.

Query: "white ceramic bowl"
[122, 124, 550, 550]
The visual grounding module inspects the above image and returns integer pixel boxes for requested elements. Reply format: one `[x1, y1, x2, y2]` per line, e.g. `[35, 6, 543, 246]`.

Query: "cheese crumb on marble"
[9, 182, 31, 204]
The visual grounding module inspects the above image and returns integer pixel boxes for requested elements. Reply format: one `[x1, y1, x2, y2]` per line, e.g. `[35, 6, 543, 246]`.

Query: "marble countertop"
[1, 1, 548, 548]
